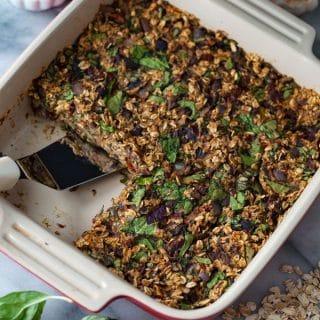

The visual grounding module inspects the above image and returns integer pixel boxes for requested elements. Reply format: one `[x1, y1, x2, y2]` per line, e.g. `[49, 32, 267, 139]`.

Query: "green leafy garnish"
[165, 83, 188, 96]
[0, 291, 72, 320]
[230, 192, 246, 211]
[63, 88, 74, 101]
[252, 87, 265, 101]
[175, 199, 193, 215]
[206, 180, 226, 201]
[282, 83, 293, 99]
[153, 71, 171, 89]
[148, 95, 166, 104]
[136, 176, 153, 186]
[140, 56, 170, 71]
[260, 120, 278, 139]
[121, 216, 155, 236]
[106, 91, 123, 116]
[238, 114, 259, 134]
[179, 100, 197, 119]
[131, 187, 146, 207]
[240, 138, 262, 166]
[225, 57, 234, 70]
[267, 180, 291, 194]
[179, 233, 194, 257]
[137, 238, 155, 251]
[153, 167, 165, 181]
[99, 121, 114, 133]
[195, 257, 211, 264]
[108, 46, 118, 57]
[160, 133, 180, 163]
[133, 250, 148, 261]
[183, 173, 206, 184]
[131, 45, 150, 61]
[207, 271, 226, 289]
[157, 181, 181, 201]
[104, 67, 118, 73]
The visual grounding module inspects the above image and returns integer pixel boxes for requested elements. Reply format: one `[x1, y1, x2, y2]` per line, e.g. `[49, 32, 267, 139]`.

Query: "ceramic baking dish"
[1, 0, 320, 319]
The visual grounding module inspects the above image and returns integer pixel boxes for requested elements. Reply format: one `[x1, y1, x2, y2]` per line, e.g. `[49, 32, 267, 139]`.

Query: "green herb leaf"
[153, 167, 165, 181]
[136, 176, 153, 186]
[238, 114, 259, 134]
[160, 134, 180, 163]
[179, 100, 197, 119]
[0, 291, 71, 320]
[104, 67, 118, 73]
[63, 88, 74, 101]
[195, 257, 211, 264]
[133, 250, 148, 261]
[106, 91, 123, 116]
[148, 95, 166, 104]
[267, 180, 291, 194]
[260, 120, 278, 139]
[131, 187, 146, 207]
[207, 271, 226, 289]
[165, 83, 188, 96]
[225, 57, 234, 70]
[108, 46, 118, 57]
[99, 121, 114, 133]
[175, 199, 193, 215]
[240, 139, 262, 166]
[121, 216, 155, 236]
[206, 180, 226, 201]
[153, 71, 171, 89]
[230, 192, 246, 211]
[157, 181, 181, 201]
[282, 83, 293, 99]
[252, 87, 265, 101]
[179, 233, 194, 257]
[140, 56, 170, 71]
[137, 238, 155, 251]
[183, 173, 206, 184]
[131, 45, 150, 61]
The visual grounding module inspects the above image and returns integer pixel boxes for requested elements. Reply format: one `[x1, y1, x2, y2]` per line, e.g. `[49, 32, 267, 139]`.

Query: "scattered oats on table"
[29, 0, 320, 310]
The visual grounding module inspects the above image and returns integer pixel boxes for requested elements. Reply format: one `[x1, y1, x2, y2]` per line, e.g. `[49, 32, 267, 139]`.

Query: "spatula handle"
[0, 156, 20, 191]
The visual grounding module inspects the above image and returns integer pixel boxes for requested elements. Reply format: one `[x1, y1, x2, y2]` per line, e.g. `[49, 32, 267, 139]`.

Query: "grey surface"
[0, 1, 320, 319]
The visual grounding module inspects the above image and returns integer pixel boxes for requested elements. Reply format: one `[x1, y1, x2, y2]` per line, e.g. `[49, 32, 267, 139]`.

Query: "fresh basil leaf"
[207, 271, 226, 289]
[179, 100, 197, 120]
[140, 56, 170, 71]
[0, 291, 71, 320]
[267, 180, 291, 194]
[106, 91, 123, 116]
[99, 121, 114, 133]
[121, 216, 155, 235]
[260, 120, 278, 139]
[230, 192, 246, 211]
[195, 257, 211, 264]
[160, 134, 180, 163]
[131, 187, 146, 207]
[131, 45, 150, 61]
[148, 95, 166, 104]
[224, 57, 234, 70]
[179, 232, 194, 257]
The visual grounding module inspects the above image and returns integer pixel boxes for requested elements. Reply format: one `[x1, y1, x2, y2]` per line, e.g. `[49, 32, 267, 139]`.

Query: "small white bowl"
[8, 0, 67, 11]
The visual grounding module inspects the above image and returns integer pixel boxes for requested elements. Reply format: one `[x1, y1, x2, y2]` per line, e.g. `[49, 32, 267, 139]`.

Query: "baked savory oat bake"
[29, 0, 320, 310]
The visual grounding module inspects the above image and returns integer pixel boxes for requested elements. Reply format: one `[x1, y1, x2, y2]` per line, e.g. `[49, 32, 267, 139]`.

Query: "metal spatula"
[0, 138, 121, 191]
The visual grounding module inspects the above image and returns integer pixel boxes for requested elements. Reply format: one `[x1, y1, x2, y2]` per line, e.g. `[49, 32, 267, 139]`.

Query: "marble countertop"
[1, 2, 320, 320]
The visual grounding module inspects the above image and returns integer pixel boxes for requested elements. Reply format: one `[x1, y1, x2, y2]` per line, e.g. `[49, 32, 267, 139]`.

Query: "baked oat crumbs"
[29, 0, 320, 310]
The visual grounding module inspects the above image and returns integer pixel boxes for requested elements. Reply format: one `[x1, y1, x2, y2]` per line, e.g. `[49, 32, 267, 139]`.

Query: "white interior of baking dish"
[1, 0, 320, 319]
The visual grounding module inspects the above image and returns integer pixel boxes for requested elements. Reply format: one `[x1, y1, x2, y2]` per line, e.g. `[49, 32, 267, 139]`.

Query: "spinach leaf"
[131, 45, 150, 61]
[267, 180, 291, 194]
[137, 238, 155, 251]
[175, 199, 193, 215]
[153, 167, 165, 181]
[121, 216, 155, 236]
[157, 181, 182, 201]
[240, 139, 262, 166]
[153, 71, 171, 89]
[131, 187, 146, 207]
[148, 95, 166, 104]
[194, 257, 211, 264]
[207, 271, 226, 289]
[136, 176, 153, 186]
[179, 100, 197, 119]
[99, 121, 114, 133]
[260, 120, 278, 139]
[206, 180, 226, 201]
[106, 91, 123, 116]
[140, 56, 170, 71]
[179, 233, 194, 257]
[230, 192, 246, 211]
[224, 57, 234, 70]
[238, 114, 259, 134]
[0, 291, 71, 320]
[160, 134, 180, 163]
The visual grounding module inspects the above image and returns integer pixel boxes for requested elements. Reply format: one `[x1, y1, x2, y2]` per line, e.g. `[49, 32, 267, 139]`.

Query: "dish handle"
[225, 0, 316, 56]
[0, 197, 123, 312]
